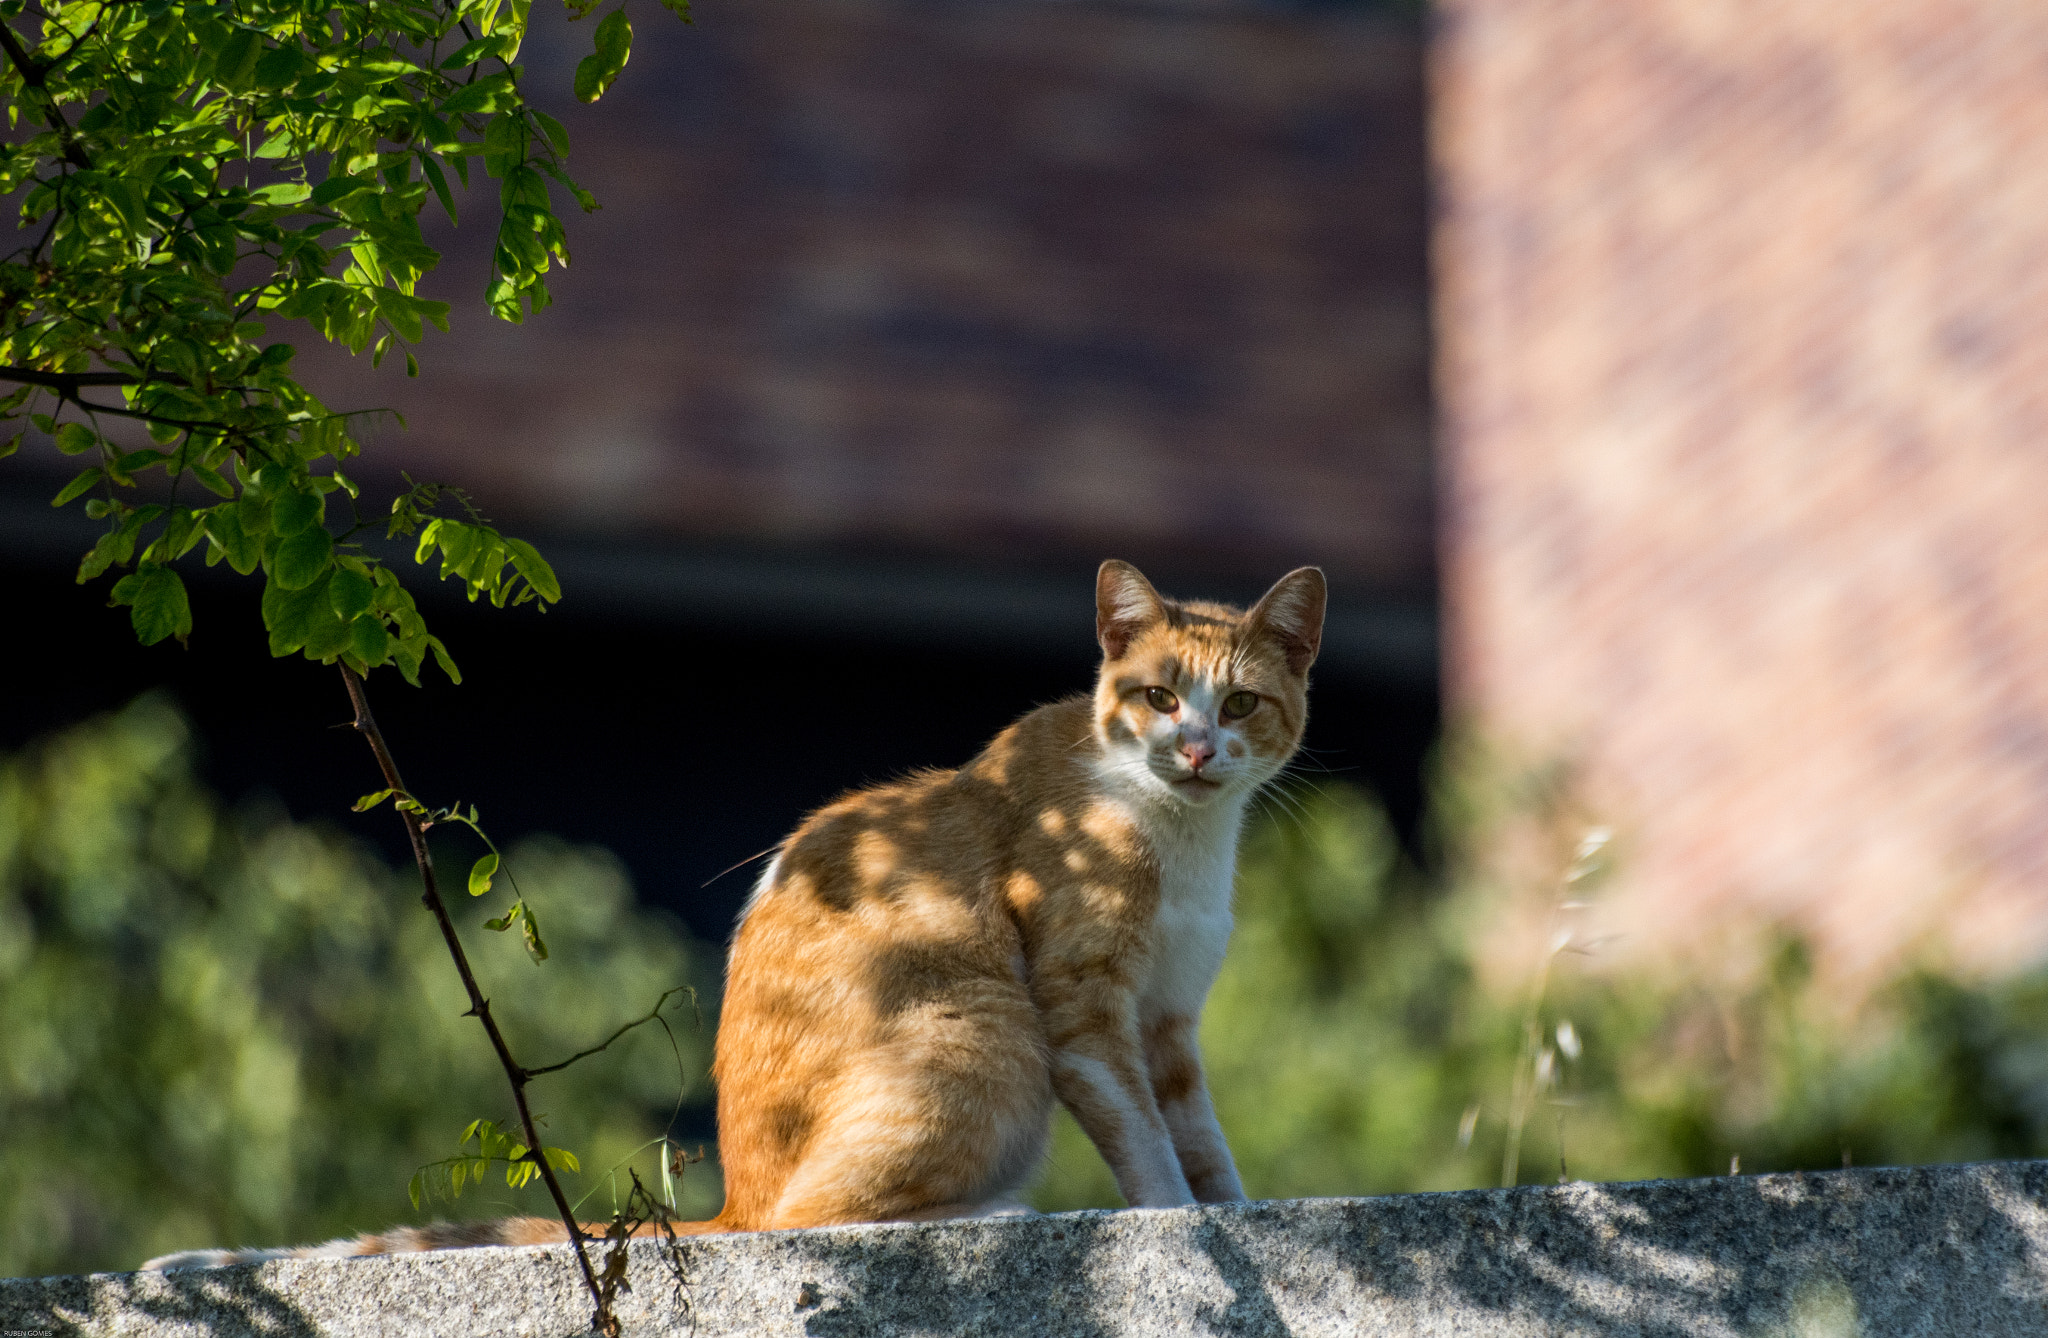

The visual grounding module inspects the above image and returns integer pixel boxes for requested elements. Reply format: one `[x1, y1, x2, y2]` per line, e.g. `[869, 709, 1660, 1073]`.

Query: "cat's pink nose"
[1182, 740, 1217, 772]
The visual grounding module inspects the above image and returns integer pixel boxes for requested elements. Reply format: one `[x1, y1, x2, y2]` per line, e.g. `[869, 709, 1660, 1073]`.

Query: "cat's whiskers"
[1283, 744, 1355, 777]
[1251, 771, 1331, 837]
[1252, 784, 1313, 834]
[1275, 765, 1339, 795]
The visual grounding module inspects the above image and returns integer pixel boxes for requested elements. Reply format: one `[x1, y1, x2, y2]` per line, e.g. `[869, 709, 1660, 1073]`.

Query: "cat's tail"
[142, 1214, 730, 1271]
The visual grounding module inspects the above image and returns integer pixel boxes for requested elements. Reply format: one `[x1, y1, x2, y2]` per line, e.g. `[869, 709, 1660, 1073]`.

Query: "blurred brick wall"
[1436, 0, 2048, 974]
[297, 0, 1431, 595]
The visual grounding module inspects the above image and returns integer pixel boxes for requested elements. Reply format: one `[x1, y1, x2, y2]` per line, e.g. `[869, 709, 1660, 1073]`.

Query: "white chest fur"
[1139, 805, 1244, 1017]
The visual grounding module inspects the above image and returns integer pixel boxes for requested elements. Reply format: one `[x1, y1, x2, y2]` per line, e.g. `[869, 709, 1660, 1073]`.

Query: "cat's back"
[756, 693, 1098, 916]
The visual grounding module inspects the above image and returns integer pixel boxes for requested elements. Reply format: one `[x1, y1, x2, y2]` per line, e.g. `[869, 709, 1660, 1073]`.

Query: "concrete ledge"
[6, 1161, 2046, 1336]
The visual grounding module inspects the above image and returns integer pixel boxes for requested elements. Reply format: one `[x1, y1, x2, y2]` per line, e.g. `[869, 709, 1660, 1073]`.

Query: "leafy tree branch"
[3, 1, 690, 1329]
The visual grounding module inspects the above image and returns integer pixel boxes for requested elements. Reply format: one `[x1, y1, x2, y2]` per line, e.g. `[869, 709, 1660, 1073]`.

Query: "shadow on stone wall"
[6, 1162, 2044, 1336]
[23, 1266, 321, 1338]
[711, 1162, 2048, 1337]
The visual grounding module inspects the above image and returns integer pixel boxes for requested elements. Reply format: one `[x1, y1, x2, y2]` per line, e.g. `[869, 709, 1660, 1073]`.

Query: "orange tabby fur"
[144, 560, 1324, 1268]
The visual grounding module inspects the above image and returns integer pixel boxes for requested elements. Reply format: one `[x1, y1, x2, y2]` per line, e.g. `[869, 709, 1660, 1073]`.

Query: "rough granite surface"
[5, 1161, 2046, 1337]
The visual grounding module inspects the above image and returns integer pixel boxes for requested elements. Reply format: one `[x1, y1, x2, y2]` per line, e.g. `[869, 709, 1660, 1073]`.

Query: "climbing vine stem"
[338, 662, 616, 1335]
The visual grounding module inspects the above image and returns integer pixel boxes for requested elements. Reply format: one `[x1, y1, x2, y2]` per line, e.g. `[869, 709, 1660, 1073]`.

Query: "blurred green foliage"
[0, 698, 719, 1280]
[11, 702, 2048, 1278]
[1033, 781, 2048, 1210]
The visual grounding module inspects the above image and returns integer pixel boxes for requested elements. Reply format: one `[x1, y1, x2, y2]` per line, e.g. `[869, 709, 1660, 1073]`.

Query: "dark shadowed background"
[1, 0, 1436, 945]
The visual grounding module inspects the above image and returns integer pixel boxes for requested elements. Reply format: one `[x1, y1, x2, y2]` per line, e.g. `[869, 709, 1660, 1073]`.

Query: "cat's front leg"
[1143, 1013, 1247, 1203]
[1040, 982, 1195, 1208]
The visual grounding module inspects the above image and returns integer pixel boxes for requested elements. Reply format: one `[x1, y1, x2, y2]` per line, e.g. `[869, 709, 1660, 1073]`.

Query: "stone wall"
[1435, 0, 2048, 975]
[6, 1162, 2046, 1335]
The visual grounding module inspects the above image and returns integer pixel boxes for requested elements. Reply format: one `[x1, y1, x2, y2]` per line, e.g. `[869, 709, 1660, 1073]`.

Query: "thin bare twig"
[526, 985, 696, 1079]
[338, 664, 617, 1336]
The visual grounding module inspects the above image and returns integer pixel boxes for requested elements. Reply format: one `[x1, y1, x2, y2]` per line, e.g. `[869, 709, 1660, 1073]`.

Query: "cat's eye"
[1222, 690, 1259, 720]
[1145, 687, 1179, 714]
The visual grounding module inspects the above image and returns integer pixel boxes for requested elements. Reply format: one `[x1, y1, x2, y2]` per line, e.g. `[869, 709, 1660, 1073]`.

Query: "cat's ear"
[1097, 560, 1167, 660]
[1245, 567, 1326, 676]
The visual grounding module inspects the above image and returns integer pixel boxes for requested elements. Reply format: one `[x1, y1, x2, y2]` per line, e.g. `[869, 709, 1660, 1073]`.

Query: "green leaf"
[254, 181, 312, 208]
[211, 28, 263, 92]
[311, 173, 375, 207]
[349, 615, 392, 665]
[53, 468, 103, 506]
[262, 569, 334, 656]
[54, 423, 97, 455]
[271, 488, 324, 537]
[302, 600, 354, 661]
[502, 537, 561, 602]
[353, 789, 396, 812]
[203, 506, 263, 575]
[190, 464, 236, 499]
[126, 566, 193, 646]
[103, 177, 151, 236]
[520, 903, 549, 961]
[432, 521, 476, 579]
[328, 567, 375, 620]
[535, 159, 599, 214]
[482, 115, 528, 180]
[77, 527, 128, 583]
[0, 432, 20, 459]
[79, 507, 149, 583]
[252, 42, 305, 91]
[468, 852, 499, 897]
[155, 507, 207, 563]
[114, 449, 169, 477]
[438, 36, 496, 69]
[427, 635, 462, 685]
[272, 526, 334, 589]
[532, 111, 571, 159]
[573, 10, 633, 103]
[236, 492, 273, 539]
[422, 154, 457, 224]
[391, 634, 427, 687]
[440, 72, 516, 116]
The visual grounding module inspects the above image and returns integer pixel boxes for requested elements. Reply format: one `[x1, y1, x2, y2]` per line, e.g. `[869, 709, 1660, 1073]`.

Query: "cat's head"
[1091, 560, 1326, 809]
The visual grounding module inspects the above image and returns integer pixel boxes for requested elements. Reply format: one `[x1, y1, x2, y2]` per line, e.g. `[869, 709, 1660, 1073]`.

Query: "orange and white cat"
[145, 560, 1324, 1268]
